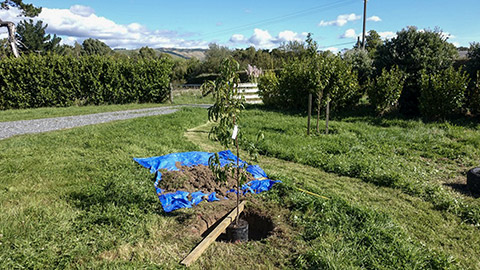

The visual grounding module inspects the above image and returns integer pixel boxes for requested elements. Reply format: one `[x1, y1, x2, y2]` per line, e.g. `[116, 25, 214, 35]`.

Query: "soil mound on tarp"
[160, 165, 255, 199]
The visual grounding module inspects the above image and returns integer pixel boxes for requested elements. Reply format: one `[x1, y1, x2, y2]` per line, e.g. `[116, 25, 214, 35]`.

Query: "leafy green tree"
[468, 71, 480, 115]
[16, 19, 61, 54]
[368, 66, 405, 114]
[465, 43, 480, 115]
[201, 57, 246, 224]
[232, 46, 274, 71]
[343, 48, 373, 87]
[419, 67, 469, 119]
[365, 30, 382, 56]
[375, 26, 457, 116]
[0, 0, 41, 57]
[138, 46, 156, 59]
[202, 43, 231, 74]
[82, 38, 112, 56]
[466, 43, 480, 77]
[258, 70, 280, 107]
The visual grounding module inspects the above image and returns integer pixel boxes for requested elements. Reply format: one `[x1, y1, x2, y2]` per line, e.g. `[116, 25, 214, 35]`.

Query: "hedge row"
[0, 54, 173, 109]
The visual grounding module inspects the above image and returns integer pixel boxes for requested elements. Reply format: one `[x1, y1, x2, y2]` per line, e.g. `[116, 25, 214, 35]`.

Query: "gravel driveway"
[0, 104, 210, 140]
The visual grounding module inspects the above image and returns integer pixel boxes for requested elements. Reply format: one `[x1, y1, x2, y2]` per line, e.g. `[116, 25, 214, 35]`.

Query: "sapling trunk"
[234, 115, 240, 226]
[316, 91, 323, 133]
[325, 93, 330, 135]
[307, 93, 312, 135]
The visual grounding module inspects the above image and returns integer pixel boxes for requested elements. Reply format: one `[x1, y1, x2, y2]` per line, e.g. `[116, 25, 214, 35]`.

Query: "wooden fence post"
[307, 93, 312, 135]
[325, 93, 330, 135]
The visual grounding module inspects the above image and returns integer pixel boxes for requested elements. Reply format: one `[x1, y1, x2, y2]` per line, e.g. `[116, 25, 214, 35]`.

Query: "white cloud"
[229, 34, 246, 43]
[248, 28, 273, 48]
[230, 29, 307, 49]
[69, 5, 95, 17]
[0, 6, 208, 49]
[319, 13, 361, 27]
[340, 28, 359, 39]
[378, 31, 396, 40]
[323, 47, 339, 53]
[441, 32, 455, 39]
[367, 16, 382, 22]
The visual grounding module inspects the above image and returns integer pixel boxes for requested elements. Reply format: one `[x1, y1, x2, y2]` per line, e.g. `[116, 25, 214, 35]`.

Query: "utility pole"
[362, 0, 367, 50]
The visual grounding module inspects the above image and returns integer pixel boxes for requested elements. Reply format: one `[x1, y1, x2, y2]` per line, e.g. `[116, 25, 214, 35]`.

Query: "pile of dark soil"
[160, 164, 255, 199]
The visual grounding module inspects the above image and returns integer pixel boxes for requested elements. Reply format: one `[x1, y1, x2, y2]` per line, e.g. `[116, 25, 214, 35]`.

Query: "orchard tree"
[375, 26, 457, 116]
[466, 42, 480, 77]
[201, 57, 246, 225]
[16, 19, 61, 54]
[202, 43, 231, 74]
[365, 30, 382, 56]
[343, 48, 373, 87]
[465, 43, 480, 115]
[0, 0, 41, 57]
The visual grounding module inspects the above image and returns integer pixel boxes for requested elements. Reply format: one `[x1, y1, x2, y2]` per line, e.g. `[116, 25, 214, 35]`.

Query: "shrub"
[264, 54, 360, 111]
[368, 66, 405, 114]
[468, 72, 480, 115]
[257, 70, 280, 107]
[276, 58, 315, 110]
[342, 48, 373, 87]
[375, 27, 458, 116]
[466, 42, 480, 77]
[0, 54, 173, 109]
[419, 67, 469, 119]
[325, 55, 361, 111]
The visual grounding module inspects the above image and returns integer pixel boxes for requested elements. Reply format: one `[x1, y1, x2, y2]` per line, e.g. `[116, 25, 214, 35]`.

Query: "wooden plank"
[181, 201, 247, 267]
[238, 88, 259, 94]
[244, 94, 260, 99]
[238, 83, 258, 88]
[246, 100, 262, 104]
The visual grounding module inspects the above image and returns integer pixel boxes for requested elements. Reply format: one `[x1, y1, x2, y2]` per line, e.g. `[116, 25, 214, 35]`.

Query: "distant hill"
[114, 47, 207, 60]
[155, 48, 207, 60]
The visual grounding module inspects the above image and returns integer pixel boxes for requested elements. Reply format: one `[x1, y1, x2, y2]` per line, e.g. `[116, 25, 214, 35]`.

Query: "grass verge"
[186, 122, 479, 269]
[1, 107, 477, 268]
[239, 107, 480, 227]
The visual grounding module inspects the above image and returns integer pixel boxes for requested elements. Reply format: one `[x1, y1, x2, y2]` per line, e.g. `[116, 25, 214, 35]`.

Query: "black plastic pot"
[226, 218, 249, 243]
[467, 167, 480, 193]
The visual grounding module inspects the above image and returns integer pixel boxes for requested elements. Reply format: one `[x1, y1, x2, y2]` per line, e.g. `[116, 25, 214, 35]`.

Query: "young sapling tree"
[202, 57, 246, 225]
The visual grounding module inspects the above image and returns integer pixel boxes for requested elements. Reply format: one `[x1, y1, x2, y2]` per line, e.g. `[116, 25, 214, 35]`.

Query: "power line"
[319, 41, 355, 48]
[196, 0, 358, 39]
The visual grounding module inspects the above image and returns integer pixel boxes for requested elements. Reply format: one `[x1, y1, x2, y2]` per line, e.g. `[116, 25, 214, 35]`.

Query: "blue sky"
[0, 0, 477, 51]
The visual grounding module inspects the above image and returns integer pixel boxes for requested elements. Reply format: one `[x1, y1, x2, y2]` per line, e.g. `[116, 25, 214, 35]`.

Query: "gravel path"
[0, 104, 210, 140]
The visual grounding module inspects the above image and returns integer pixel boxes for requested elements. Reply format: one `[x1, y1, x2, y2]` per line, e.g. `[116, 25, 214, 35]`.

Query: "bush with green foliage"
[419, 67, 469, 119]
[276, 57, 315, 110]
[342, 48, 373, 87]
[467, 72, 480, 115]
[261, 52, 360, 111]
[257, 70, 280, 107]
[324, 55, 361, 111]
[375, 27, 458, 116]
[466, 42, 480, 77]
[82, 38, 112, 56]
[0, 54, 172, 109]
[368, 66, 405, 114]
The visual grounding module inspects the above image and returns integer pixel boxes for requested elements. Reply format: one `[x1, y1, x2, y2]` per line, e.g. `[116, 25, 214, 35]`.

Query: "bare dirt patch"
[160, 164, 255, 199]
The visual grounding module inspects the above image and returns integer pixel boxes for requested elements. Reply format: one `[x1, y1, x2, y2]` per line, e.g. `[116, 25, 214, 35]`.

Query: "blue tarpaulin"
[134, 150, 281, 212]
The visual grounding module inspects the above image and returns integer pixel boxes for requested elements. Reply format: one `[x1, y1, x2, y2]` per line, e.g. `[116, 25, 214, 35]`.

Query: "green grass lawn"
[0, 89, 213, 122]
[240, 107, 480, 227]
[0, 106, 478, 269]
